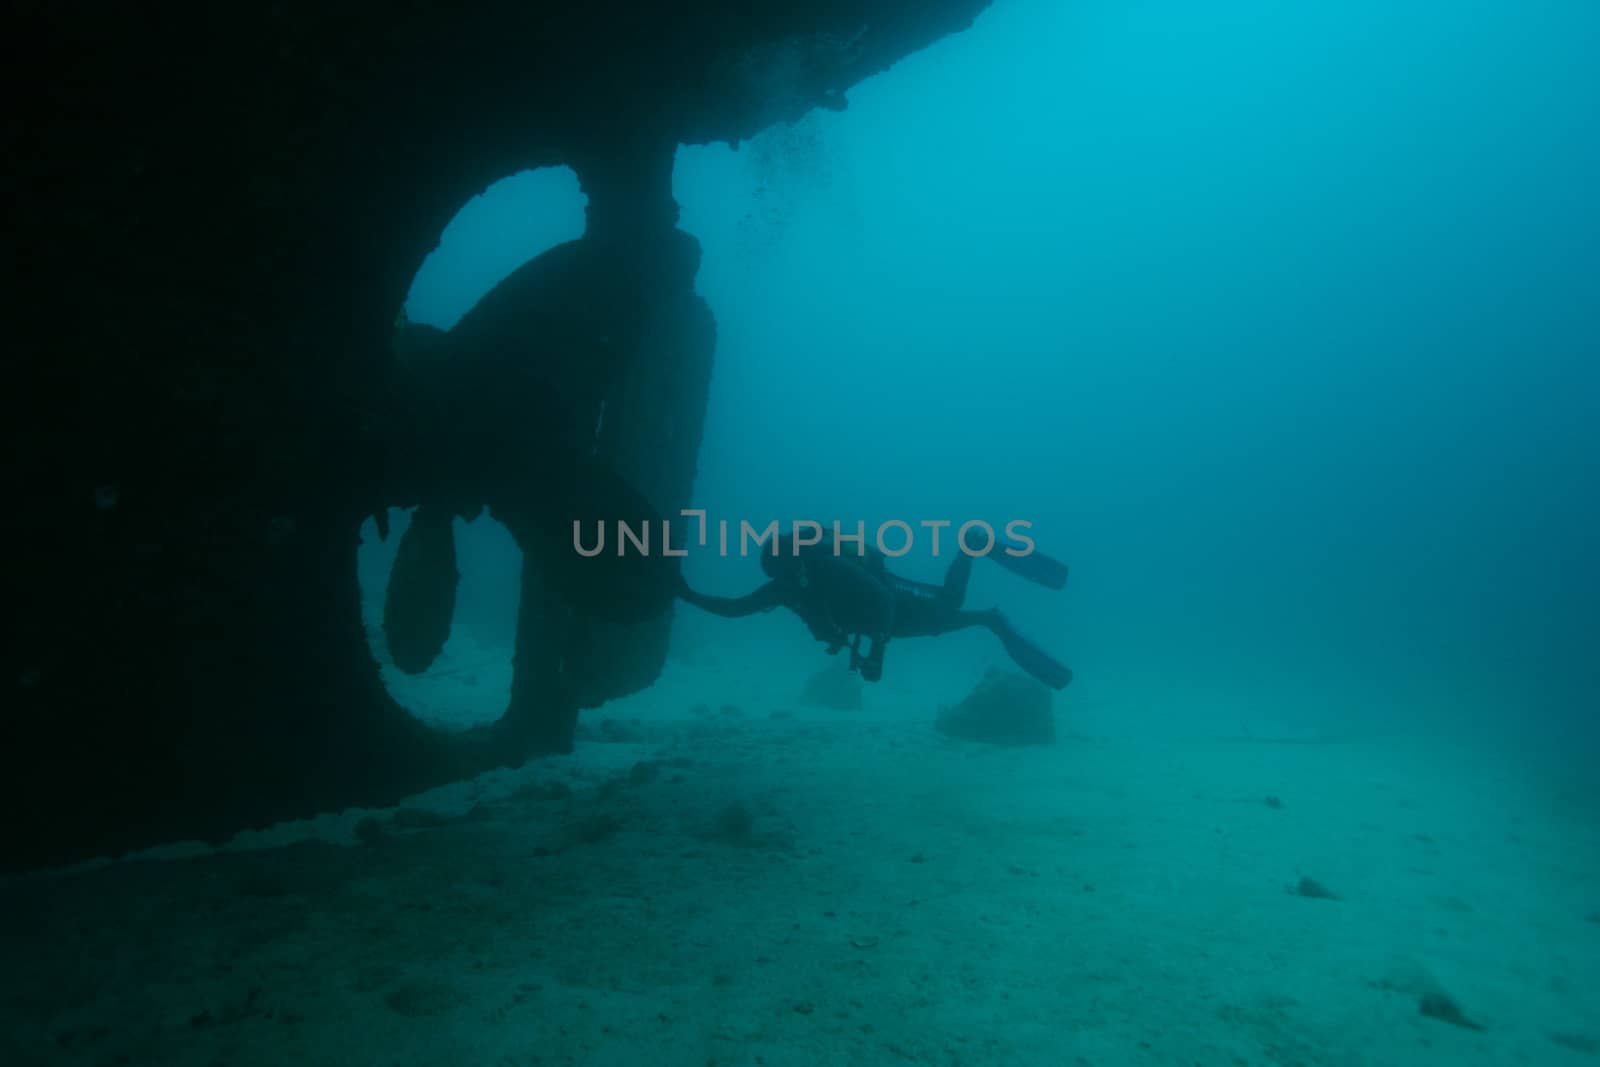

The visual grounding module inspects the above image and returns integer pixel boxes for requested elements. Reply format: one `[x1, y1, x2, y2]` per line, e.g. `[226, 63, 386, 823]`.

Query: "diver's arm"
[676, 576, 786, 619]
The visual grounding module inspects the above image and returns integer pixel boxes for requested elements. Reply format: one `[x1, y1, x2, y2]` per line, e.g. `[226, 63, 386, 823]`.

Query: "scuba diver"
[676, 530, 1074, 690]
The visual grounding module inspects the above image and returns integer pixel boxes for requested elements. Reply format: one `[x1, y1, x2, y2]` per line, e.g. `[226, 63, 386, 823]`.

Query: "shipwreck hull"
[1, 1, 990, 875]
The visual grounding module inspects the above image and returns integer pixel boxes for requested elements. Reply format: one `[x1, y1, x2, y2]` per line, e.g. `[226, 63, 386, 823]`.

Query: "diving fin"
[989, 546, 1069, 591]
[991, 614, 1074, 690]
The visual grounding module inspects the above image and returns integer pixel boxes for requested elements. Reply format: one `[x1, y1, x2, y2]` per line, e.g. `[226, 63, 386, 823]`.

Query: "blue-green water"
[18, 4, 1594, 1065]
[406, 0, 1597, 757]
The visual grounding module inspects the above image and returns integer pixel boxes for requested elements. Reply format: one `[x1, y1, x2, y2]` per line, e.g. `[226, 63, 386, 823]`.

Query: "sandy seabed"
[3, 633, 1596, 1067]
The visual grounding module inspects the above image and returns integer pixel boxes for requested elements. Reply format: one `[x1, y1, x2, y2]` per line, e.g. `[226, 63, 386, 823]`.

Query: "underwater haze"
[13, 2, 1600, 1065]
[679, 0, 1600, 758]
[405, 0, 1598, 759]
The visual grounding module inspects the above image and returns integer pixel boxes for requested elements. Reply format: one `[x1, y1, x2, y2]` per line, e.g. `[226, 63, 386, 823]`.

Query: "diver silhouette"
[676, 532, 1073, 690]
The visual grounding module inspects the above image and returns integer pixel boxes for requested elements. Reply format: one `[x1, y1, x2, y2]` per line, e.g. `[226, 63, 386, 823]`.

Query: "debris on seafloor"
[935, 667, 1054, 746]
[802, 661, 864, 710]
[1419, 990, 1485, 1032]
[1287, 876, 1341, 901]
[708, 799, 754, 845]
[1548, 1030, 1600, 1055]
[1549, 1032, 1599, 1056]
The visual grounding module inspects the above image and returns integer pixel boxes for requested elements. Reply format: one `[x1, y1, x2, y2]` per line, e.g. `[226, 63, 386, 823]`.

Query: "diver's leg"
[903, 605, 1072, 689]
[939, 608, 992, 633]
[980, 609, 1074, 690]
[941, 553, 975, 607]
